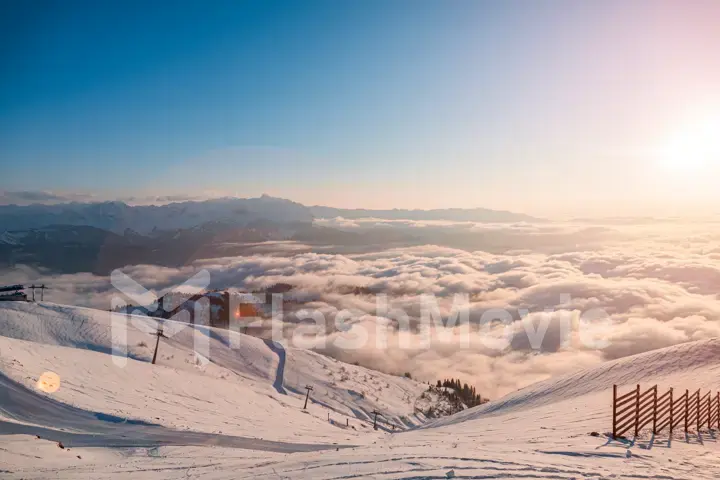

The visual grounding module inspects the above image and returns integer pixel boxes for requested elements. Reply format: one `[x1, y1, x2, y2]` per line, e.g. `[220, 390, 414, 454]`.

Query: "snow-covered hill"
[3, 301, 720, 479]
[0, 302, 427, 431]
[239, 338, 720, 479]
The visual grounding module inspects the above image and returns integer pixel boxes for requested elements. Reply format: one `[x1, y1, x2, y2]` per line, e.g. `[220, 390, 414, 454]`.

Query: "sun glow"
[661, 114, 720, 171]
[36, 371, 61, 393]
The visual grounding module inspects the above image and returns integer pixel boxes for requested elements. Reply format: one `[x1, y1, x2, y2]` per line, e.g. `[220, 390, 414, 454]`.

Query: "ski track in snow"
[264, 339, 288, 395]
[2, 301, 720, 479]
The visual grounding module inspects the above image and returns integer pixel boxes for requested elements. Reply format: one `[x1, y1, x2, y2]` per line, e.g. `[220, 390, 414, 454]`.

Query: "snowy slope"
[0, 337, 358, 444]
[0, 302, 427, 430]
[213, 338, 720, 479]
[430, 337, 720, 428]
[3, 301, 720, 479]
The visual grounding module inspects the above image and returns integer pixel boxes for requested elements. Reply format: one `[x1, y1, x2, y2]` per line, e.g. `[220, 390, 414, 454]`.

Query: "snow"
[3, 301, 720, 479]
[0, 302, 427, 429]
[0, 231, 24, 245]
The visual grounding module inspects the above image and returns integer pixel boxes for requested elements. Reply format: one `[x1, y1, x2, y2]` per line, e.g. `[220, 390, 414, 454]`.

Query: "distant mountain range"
[0, 223, 293, 274]
[0, 196, 545, 274]
[0, 195, 313, 234]
[310, 205, 542, 223]
[0, 195, 542, 234]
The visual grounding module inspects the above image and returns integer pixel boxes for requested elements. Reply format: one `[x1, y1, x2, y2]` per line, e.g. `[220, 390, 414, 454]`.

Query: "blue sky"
[2, 1, 720, 215]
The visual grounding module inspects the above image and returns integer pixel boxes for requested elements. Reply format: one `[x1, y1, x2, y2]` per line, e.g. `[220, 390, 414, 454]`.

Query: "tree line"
[435, 378, 487, 408]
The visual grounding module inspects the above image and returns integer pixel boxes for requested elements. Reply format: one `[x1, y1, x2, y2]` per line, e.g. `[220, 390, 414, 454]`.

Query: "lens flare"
[36, 371, 61, 393]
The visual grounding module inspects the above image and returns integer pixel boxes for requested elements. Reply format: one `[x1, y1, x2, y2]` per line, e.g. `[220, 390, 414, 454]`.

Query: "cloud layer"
[4, 220, 720, 398]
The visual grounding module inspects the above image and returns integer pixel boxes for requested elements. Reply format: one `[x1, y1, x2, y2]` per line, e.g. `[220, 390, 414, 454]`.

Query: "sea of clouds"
[4, 218, 720, 398]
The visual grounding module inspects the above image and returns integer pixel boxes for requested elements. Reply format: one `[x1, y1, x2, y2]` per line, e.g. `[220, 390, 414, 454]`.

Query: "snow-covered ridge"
[3, 301, 720, 479]
[0, 301, 428, 430]
[429, 337, 720, 428]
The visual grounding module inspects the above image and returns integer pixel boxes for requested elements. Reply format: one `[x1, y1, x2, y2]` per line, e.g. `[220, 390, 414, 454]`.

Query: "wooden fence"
[612, 384, 720, 438]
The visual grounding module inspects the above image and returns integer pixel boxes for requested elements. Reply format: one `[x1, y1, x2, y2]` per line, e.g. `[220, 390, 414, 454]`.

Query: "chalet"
[119, 290, 260, 329]
[0, 284, 28, 302]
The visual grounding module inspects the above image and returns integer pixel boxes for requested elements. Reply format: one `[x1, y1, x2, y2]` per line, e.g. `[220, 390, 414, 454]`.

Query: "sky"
[2, 0, 720, 216]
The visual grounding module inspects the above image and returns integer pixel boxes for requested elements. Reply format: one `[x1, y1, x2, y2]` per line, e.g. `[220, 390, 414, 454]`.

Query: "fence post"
[652, 386, 658, 434]
[612, 385, 617, 439]
[708, 392, 711, 429]
[634, 384, 640, 437]
[669, 388, 674, 435]
[151, 325, 163, 365]
[685, 389, 689, 434]
[697, 390, 701, 432]
[717, 392, 719, 430]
